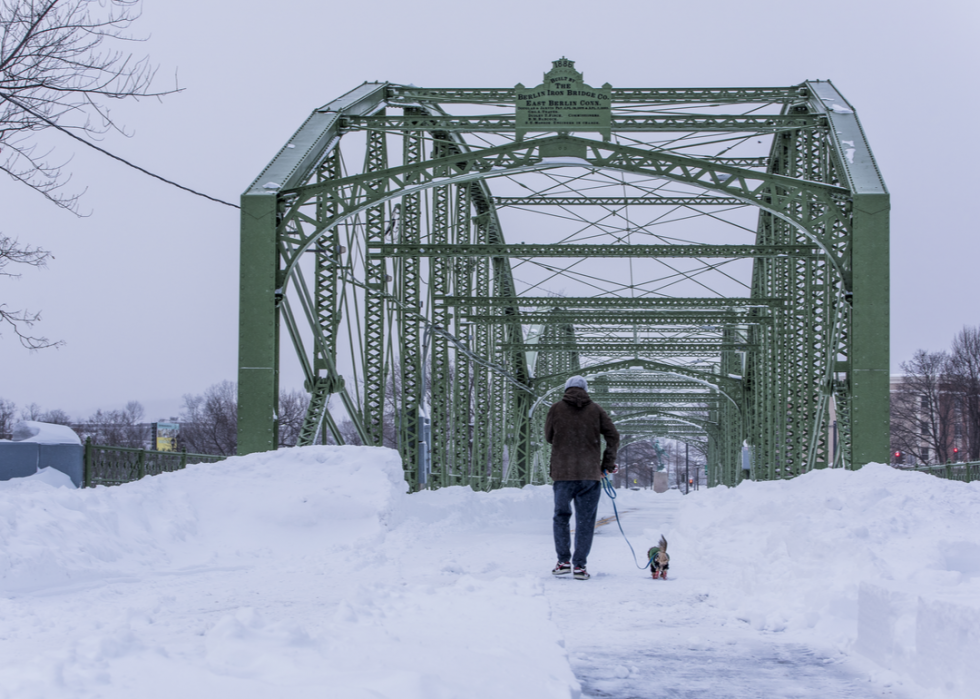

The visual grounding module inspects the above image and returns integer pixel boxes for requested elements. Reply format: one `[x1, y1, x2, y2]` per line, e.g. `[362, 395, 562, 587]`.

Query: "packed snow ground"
[1, 447, 978, 698]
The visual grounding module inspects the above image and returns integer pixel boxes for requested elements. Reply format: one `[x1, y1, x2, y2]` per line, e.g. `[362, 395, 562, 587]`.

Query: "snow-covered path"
[2, 447, 978, 698]
[403, 489, 911, 698]
[550, 499, 909, 699]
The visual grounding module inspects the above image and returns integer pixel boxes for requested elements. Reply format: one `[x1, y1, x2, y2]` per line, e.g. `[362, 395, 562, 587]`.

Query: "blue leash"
[600, 475, 656, 569]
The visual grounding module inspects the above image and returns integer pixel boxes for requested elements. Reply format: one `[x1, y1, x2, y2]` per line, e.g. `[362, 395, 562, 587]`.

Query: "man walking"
[545, 375, 620, 580]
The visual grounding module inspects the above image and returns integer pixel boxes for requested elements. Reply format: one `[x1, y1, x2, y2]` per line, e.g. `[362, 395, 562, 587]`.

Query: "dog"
[647, 535, 669, 579]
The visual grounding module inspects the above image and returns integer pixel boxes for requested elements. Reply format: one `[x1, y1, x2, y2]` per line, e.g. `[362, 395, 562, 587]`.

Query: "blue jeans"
[553, 480, 602, 568]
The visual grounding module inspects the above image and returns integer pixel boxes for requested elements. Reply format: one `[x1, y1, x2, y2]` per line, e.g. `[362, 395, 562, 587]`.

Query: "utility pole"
[624, 441, 630, 488]
[685, 442, 689, 495]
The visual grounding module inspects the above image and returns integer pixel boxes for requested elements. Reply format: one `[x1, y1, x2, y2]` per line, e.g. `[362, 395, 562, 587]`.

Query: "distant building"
[890, 374, 964, 466]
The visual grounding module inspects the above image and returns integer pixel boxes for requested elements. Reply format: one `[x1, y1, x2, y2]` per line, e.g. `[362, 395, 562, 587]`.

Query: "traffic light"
[894, 450, 902, 463]
[953, 447, 959, 460]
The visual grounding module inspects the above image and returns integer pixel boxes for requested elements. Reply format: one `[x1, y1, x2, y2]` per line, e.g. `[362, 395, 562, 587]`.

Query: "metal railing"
[83, 438, 228, 487]
[898, 461, 980, 483]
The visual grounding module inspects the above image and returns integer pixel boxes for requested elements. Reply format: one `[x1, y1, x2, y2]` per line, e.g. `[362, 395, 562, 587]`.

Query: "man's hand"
[605, 465, 619, 475]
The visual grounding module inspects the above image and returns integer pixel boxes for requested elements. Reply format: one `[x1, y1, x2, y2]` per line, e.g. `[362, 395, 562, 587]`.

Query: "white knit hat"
[564, 375, 588, 391]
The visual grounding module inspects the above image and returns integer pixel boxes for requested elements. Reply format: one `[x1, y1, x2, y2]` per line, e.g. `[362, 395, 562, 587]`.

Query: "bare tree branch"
[1, 0, 180, 211]
[891, 350, 957, 464]
[949, 326, 980, 461]
[0, 232, 62, 348]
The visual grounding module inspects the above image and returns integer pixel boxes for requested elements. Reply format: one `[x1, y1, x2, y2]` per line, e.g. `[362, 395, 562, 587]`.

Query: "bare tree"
[949, 326, 980, 460]
[18, 401, 43, 420]
[1, 0, 174, 210]
[1, 1, 178, 349]
[891, 350, 957, 464]
[0, 397, 16, 438]
[615, 438, 666, 489]
[277, 388, 310, 448]
[338, 418, 364, 446]
[39, 407, 71, 425]
[0, 234, 62, 348]
[179, 381, 237, 456]
[77, 400, 146, 447]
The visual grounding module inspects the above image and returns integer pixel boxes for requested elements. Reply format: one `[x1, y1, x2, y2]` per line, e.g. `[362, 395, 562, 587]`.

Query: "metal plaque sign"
[516, 58, 611, 140]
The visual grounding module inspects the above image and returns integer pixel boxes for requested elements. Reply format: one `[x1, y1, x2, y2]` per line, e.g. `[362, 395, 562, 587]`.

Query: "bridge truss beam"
[237, 72, 888, 491]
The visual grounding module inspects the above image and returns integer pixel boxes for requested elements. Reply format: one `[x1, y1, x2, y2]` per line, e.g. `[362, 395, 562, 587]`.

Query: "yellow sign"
[155, 422, 179, 452]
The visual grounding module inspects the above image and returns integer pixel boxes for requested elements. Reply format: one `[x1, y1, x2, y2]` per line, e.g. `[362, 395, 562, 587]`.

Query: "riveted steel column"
[489, 264, 506, 488]
[298, 147, 343, 446]
[399, 117, 424, 485]
[850, 192, 890, 467]
[471, 211, 491, 489]
[238, 193, 280, 454]
[362, 125, 389, 446]
[429, 180, 451, 487]
[451, 184, 472, 486]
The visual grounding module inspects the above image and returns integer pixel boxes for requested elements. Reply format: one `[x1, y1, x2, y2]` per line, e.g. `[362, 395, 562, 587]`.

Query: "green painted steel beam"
[371, 244, 818, 259]
[344, 114, 824, 133]
[615, 413, 715, 430]
[241, 70, 886, 490]
[595, 393, 721, 404]
[610, 405, 714, 413]
[520, 338, 752, 347]
[248, 83, 387, 197]
[805, 81, 889, 469]
[492, 196, 749, 207]
[386, 85, 804, 104]
[237, 194, 280, 454]
[462, 312, 770, 326]
[534, 357, 741, 390]
[614, 423, 707, 433]
[439, 296, 785, 309]
[593, 380, 720, 390]
[277, 134, 851, 284]
[510, 342, 754, 354]
[279, 132, 851, 231]
[531, 327, 745, 336]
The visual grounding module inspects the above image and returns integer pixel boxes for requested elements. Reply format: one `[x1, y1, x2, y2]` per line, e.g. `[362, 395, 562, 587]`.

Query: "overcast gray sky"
[2, 0, 978, 421]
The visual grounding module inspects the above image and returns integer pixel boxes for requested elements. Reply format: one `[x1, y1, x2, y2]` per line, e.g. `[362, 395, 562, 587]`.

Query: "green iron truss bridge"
[237, 60, 889, 489]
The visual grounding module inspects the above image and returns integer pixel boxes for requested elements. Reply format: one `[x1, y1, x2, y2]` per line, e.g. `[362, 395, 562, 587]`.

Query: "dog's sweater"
[647, 547, 670, 568]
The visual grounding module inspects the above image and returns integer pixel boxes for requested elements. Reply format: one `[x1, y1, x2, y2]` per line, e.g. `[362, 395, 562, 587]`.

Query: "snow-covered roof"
[9, 421, 82, 446]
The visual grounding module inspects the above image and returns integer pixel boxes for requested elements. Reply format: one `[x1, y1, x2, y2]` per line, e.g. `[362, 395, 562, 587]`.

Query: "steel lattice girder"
[462, 312, 771, 326]
[595, 393, 722, 404]
[237, 74, 887, 491]
[492, 196, 752, 207]
[369, 243, 819, 258]
[385, 85, 806, 104]
[341, 113, 826, 133]
[439, 296, 785, 309]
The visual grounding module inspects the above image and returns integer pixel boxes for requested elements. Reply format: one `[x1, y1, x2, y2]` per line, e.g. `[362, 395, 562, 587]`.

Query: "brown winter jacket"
[545, 387, 620, 481]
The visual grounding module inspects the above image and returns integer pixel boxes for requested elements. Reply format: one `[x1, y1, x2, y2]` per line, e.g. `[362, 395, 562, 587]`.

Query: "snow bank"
[7, 447, 976, 698]
[8, 420, 82, 445]
[0, 466, 76, 490]
[670, 463, 980, 698]
[0, 446, 579, 699]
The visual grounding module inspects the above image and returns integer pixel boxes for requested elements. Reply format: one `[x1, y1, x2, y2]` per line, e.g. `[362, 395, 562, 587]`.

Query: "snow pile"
[0, 446, 578, 699]
[669, 464, 980, 697]
[4, 448, 979, 698]
[1, 465, 76, 489]
[6, 420, 81, 445]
